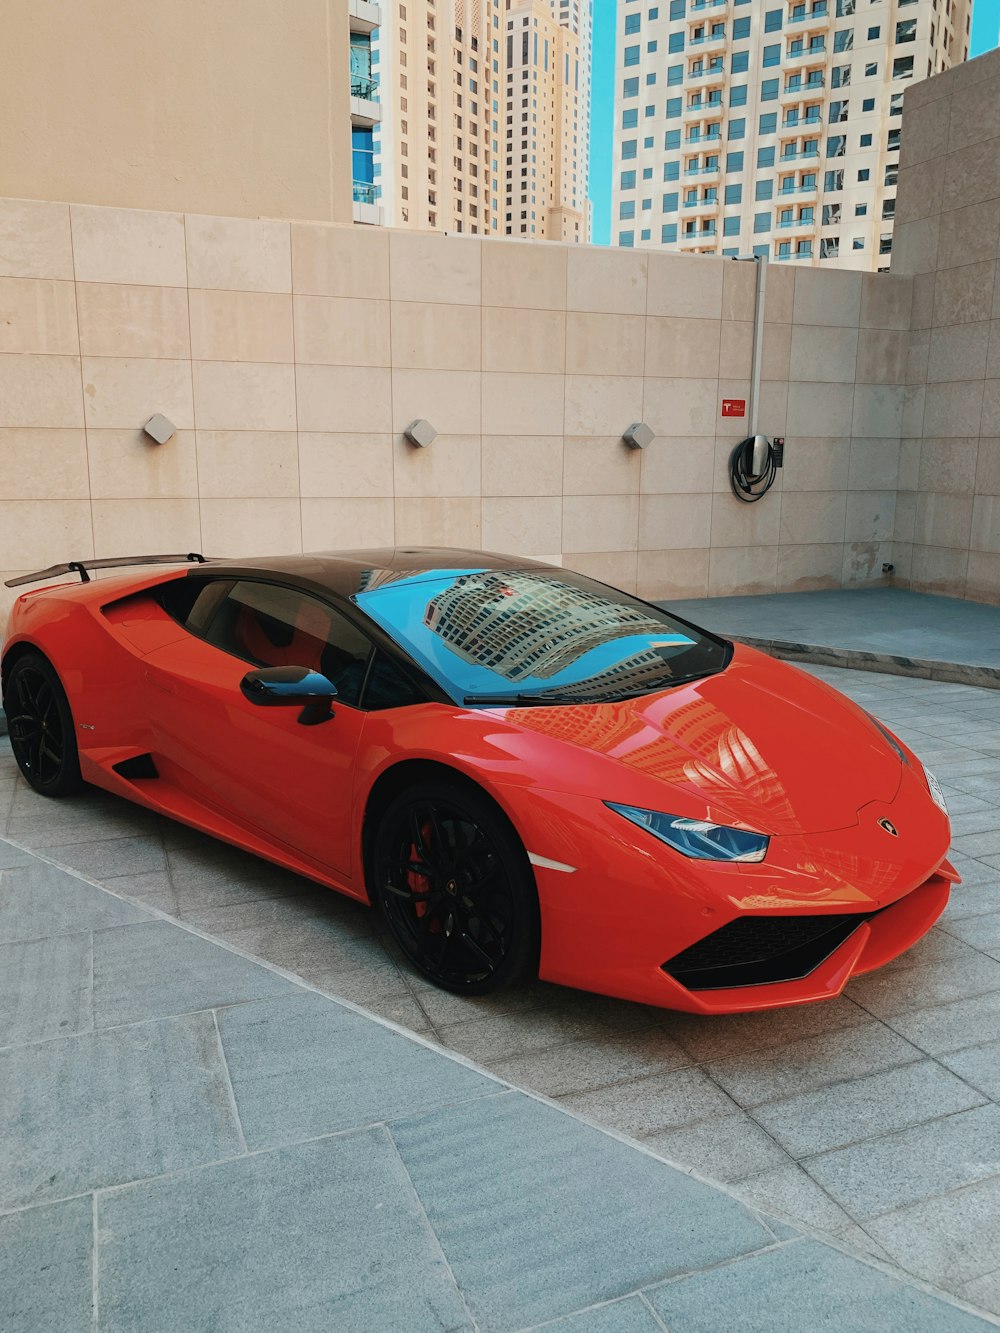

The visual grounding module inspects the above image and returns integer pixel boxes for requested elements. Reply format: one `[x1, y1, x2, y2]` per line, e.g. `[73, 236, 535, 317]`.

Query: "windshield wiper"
[462, 691, 594, 706]
[463, 672, 712, 707]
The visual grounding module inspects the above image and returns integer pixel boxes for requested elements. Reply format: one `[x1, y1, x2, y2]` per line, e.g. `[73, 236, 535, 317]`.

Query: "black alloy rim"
[8, 666, 65, 787]
[377, 799, 514, 987]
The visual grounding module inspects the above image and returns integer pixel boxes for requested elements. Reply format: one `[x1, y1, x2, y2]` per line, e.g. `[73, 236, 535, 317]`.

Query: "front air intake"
[662, 911, 879, 991]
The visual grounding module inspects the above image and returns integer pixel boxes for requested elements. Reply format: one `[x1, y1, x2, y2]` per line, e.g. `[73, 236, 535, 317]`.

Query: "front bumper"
[508, 779, 954, 1014]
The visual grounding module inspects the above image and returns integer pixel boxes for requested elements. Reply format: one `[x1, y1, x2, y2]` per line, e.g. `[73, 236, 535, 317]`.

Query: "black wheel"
[4, 652, 82, 797]
[371, 780, 539, 995]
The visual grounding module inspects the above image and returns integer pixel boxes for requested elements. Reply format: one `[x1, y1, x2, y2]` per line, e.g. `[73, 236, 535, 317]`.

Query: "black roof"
[190, 547, 553, 600]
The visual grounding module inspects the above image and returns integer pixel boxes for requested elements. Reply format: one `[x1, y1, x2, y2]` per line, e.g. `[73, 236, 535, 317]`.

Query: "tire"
[370, 779, 539, 995]
[4, 651, 83, 797]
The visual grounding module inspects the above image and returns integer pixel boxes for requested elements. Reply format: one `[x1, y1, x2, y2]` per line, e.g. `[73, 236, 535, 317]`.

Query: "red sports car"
[2, 548, 956, 1014]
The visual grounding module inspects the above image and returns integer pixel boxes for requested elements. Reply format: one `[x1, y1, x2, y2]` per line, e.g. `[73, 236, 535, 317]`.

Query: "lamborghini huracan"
[1, 548, 956, 1013]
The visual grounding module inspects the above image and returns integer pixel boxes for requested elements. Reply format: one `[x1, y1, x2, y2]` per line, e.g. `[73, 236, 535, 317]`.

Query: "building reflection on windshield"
[422, 570, 685, 684]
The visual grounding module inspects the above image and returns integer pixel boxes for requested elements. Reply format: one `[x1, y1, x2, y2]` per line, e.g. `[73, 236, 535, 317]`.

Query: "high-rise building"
[503, 0, 591, 240]
[611, 0, 971, 270]
[374, 0, 503, 234]
[351, 1, 384, 225]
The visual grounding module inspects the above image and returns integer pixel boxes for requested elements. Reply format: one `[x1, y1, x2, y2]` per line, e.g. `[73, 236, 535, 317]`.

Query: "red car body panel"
[1, 560, 955, 1014]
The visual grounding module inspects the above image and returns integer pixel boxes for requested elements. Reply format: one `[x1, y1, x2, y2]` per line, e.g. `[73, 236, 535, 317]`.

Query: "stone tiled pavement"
[1, 827, 995, 1331]
[3, 663, 1000, 1324]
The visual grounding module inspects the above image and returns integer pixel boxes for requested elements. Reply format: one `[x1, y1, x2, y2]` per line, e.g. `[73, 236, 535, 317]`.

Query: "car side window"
[362, 650, 426, 710]
[203, 581, 373, 709]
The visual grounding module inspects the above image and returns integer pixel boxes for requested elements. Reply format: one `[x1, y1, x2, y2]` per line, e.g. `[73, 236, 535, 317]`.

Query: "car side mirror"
[240, 666, 338, 725]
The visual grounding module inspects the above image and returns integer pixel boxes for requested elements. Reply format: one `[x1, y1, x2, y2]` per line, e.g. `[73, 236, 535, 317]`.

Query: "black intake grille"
[663, 911, 878, 991]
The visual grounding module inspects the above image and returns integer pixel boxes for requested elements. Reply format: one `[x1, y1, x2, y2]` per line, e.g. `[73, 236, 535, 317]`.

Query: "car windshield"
[353, 567, 729, 705]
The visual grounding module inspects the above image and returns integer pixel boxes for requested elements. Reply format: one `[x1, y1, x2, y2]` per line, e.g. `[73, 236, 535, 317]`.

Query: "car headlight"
[864, 711, 909, 767]
[606, 802, 769, 862]
[923, 765, 948, 815]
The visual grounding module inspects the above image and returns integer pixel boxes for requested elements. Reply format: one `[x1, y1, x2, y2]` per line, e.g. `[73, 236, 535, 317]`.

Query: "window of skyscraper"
[730, 84, 748, 106]
[663, 191, 678, 211]
[764, 9, 782, 30]
[624, 44, 640, 65]
[732, 51, 749, 72]
[858, 168, 870, 181]
[754, 211, 770, 232]
[762, 44, 781, 66]
[619, 200, 636, 219]
[761, 79, 779, 101]
[625, 12, 641, 32]
[867, 26, 880, 38]
[662, 223, 678, 242]
[668, 32, 684, 51]
[726, 150, 744, 171]
[666, 96, 682, 117]
[622, 109, 639, 128]
[665, 129, 681, 148]
[729, 117, 746, 138]
[892, 56, 914, 78]
[759, 112, 777, 134]
[622, 139, 637, 159]
[732, 16, 751, 38]
[895, 18, 916, 41]
[755, 179, 773, 200]
[723, 216, 740, 236]
[724, 182, 742, 203]
[619, 231, 635, 246]
[758, 145, 775, 167]
[623, 77, 639, 97]
[620, 170, 637, 190]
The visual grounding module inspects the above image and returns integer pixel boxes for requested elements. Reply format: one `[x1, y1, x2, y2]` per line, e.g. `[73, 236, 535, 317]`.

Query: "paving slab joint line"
[382, 1119, 483, 1333]
[4, 830, 999, 1329]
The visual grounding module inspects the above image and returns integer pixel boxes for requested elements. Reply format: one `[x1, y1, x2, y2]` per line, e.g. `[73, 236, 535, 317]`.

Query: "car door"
[142, 578, 373, 878]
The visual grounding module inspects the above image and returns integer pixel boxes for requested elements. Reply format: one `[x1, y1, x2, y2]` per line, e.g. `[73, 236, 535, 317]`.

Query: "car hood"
[505, 645, 902, 836]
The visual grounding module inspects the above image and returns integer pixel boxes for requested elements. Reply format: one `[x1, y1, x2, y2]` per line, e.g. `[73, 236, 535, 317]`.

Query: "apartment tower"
[611, 0, 971, 269]
[503, 0, 591, 239]
[351, 1, 384, 224]
[374, 0, 503, 233]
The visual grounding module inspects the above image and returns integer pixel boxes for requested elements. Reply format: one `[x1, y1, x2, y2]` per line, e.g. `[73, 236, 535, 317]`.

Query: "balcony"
[780, 77, 825, 102]
[352, 180, 383, 226]
[687, 63, 726, 85]
[689, 31, 727, 50]
[682, 98, 724, 121]
[683, 200, 722, 220]
[349, 0, 382, 35]
[777, 182, 818, 204]
[778, 147, 820, 162]
[784, 43, 826, 65]
[775, 214, 817, 233]
[788, 4, 829, 22]
[684, 164, 721, 184]
[351, 73, 381, 127]
[774, 247, 815, 261]
[690, 0, 727, 10]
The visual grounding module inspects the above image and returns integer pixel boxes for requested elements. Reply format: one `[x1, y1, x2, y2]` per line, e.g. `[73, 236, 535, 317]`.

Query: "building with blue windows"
[611, 0, 970, 268]
[350, 0, 383, 225]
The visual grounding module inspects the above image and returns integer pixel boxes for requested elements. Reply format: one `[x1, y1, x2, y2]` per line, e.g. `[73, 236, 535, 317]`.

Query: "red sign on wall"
[721, 399, 747, 418]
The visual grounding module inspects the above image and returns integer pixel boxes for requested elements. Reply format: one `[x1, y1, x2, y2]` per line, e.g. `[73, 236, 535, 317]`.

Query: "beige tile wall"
[890, 46, 1000, 602]
[0, 196, 912, 617]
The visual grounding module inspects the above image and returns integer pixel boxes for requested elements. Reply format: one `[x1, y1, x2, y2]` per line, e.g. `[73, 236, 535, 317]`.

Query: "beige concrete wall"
[890, 46, 1000, 602]
[0, 195, 910, 619]
[0, 0, 352, 227]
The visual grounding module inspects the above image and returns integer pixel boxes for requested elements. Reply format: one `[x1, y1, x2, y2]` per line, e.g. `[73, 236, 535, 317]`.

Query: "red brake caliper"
[407, 821, 441, 930]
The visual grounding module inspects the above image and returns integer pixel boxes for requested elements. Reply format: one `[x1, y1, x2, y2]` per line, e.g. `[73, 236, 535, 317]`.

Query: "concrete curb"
[729, 635, 1000, 691]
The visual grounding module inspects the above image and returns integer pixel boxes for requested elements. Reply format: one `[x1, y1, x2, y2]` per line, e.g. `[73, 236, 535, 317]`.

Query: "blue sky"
[588, 0, 1000, 245]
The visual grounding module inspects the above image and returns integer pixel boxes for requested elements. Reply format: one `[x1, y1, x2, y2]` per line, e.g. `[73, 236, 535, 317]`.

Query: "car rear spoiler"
[4, 553, 209, 588]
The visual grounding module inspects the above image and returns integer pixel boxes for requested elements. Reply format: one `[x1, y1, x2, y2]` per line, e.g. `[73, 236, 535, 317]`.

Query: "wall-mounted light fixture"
[404, 418, 437, 448]
[143, 413, 176, 445]
[622, 422, 654, 450]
